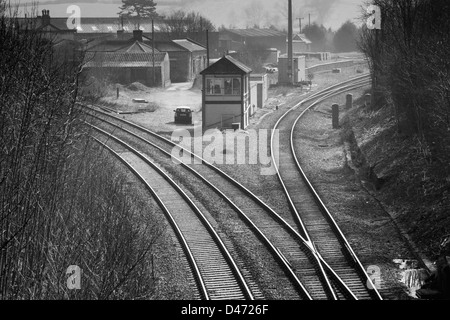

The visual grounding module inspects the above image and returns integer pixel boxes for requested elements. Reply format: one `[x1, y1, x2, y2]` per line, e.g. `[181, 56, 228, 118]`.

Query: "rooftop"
[292, 34, 312, 44]
[83, 52, 166, 68]
[172, 39, 206, 52]
[88, 39, 159, 53]
[223, 28, 286, 38]
[200, 55, 252, 75]
[16, 16, 164, 33]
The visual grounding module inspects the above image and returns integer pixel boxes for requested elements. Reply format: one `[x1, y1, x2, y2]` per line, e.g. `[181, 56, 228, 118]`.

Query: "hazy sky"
[11, 0, 367, 30]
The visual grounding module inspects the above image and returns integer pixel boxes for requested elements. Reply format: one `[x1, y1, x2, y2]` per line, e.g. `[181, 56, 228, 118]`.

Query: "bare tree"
[119, 0, 159, 28]
[359, 0, 450, 157]
[0, 2, 165, 299]
[160, 10, 215, 42]
[243, 0, 265, 29]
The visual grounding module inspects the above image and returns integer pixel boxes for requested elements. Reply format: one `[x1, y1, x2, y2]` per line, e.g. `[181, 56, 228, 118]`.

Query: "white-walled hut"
[250, 73, 269, 115]
[200, 55, 252, 131]
[278, 54, 306, 84]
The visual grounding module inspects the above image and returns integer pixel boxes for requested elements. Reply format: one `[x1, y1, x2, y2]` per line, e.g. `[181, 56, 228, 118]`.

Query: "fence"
[306, 59, 368, 75]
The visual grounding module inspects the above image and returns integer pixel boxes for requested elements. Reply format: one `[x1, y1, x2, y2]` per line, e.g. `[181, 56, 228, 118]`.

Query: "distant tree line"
[118, 0, 216, 40]
[159, 10, 216, 39]
[302, 21, 360, 53]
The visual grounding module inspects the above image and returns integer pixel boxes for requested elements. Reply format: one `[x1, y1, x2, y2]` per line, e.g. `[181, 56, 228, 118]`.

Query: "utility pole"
[206, 29, 210, 67]
[309, 13, 311, 27]
[297, 17, 304, 33]
[152, 19, 155, 86]
[288, 0, 293, 84]
[200, 16, 203, 44]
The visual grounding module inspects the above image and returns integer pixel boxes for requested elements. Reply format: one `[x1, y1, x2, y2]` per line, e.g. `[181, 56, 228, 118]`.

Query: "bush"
[127, 82, 148, 92]
[0, 6, 164, 299]
[79, 76, 109, 102]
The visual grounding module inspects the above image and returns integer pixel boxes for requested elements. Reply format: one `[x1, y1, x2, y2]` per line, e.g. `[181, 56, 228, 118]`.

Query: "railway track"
[270, 74, 383, 300]
[80, 75, 380, 299]
[86, 113, 327, 300]
[92, 132, 254, 300]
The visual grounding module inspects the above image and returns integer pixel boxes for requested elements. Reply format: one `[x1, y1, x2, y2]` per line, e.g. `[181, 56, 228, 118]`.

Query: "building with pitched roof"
[155, 38, 207, 82]
[200, 55, 252, 131]
[86, 30, 159, 53]
[291, 33, 312, 53]
[83, 51, 170, 87]
[82, 29, 170, 87]
[17, 10, 76, 41]
[219, 28, 287, 54]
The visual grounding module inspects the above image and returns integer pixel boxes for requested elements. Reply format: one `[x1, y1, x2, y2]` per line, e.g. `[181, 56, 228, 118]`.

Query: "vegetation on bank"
[357, 0, 450, 257]
[0, 5, 165, 299]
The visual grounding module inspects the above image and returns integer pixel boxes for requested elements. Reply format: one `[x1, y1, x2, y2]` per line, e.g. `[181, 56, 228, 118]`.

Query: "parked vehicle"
[264, 66, 278, 73]
[174, 106, 193, 124]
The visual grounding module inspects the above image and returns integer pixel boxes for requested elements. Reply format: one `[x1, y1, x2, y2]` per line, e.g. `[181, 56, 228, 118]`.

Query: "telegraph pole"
[152, 19, 155, 85]
[206, 29, 210, 67]
[297, 17, 304, 33]
[288, 0, 293, 84]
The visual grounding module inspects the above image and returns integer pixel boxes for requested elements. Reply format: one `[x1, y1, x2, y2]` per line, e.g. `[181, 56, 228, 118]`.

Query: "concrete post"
[332, 103, 339, 129]
[365, 93, 371, 107]
[346, 94, 353, 109]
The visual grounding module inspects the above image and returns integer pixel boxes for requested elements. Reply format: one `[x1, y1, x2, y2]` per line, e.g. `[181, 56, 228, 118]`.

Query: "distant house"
[219, 28, 287, 54]
[31, 15, 221, 58]
[87, 32, 206, 83]
[83, 51, 170, 87]
[18, 10, 76, 41]
[153, 31, 220, 58]
[200, 55, 252, 131]
[290, 34, 312, 53]
[154, 39, 207, 83]
[86, 30, 160, 53]
[82, 29, 170, 87]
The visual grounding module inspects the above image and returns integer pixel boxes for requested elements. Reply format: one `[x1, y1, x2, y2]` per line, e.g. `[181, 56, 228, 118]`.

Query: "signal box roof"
[200, 55, 252, 75]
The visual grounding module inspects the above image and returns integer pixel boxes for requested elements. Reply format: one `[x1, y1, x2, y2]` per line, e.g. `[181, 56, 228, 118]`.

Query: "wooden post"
[346, 94, 353, 109]
[116, 87, 119, 99]
[365, 93, 372, 108]
[332, 103, 339, 129]
[151, 254, 155, 280]
[152, 19, 156, 86]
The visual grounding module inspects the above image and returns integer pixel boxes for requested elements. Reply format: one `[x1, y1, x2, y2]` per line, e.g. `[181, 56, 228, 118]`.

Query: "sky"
[10, 0, 368, 31]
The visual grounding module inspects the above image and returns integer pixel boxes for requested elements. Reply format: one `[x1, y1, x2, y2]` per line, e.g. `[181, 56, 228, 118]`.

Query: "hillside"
[342, 95, 450, 262]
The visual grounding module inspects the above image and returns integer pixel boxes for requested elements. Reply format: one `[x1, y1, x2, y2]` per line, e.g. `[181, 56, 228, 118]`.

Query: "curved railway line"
[92, 132, 255, 300]
[270, 74, 383, 300]
[87, 113, 327, 300]
[81, 74, 383, 300]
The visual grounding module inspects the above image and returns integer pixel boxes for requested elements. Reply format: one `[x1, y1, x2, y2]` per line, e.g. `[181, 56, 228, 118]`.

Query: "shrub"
[0, 6, 165, 299]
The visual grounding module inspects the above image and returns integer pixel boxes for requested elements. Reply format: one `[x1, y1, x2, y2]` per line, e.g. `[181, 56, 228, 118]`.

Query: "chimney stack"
[42, 9, 50, 26]
[133, 29, 143, 42]
[117, 29, 124, 40]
